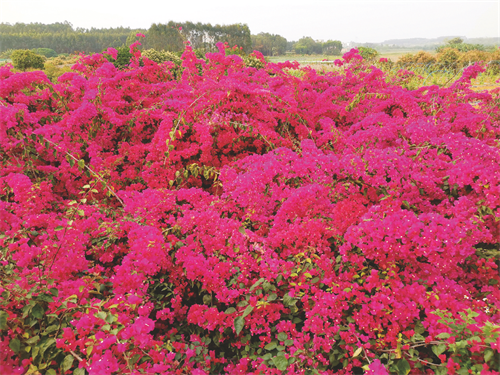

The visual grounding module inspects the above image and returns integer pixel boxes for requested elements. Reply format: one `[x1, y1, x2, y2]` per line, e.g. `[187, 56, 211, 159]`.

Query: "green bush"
[10, 50, 45, 71]
[104, 46, 133, 69]
[396, 51, 437, 66]
[437, 48, 461, 69]
[142, 48, 182, 65]
[358, 47, 378, 61]
[43, 63, 72, 82]
[243, 54, 265, 69]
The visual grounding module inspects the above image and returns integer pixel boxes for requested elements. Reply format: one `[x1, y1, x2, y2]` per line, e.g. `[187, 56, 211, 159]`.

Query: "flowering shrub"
[0, 44, 499, 374]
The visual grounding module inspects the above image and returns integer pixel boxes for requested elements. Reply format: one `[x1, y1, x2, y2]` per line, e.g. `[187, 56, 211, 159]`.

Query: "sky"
[0, 0, 498, 43]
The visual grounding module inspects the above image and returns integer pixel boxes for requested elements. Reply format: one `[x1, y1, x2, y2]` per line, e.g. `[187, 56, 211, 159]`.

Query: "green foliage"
[32, 48, 57, 58]
[145, 21, 252, 53]
[251, 32, 287, 56]
[0, 49, 14, 59]
[43, 63, 72, 82]
[436, 38, 486, 53]
[0, 22, 146, 54]
[294, 37, 323, 55]
[431, 310, 500, 374]
[142, 48, 182, 65]
[11, 49, 45, 71]
[436, 47, 461, 69]
[448, 37, 464, 45]
[105, 46, 133, 69]
[243, 54, 266, 69]
[397, 51, 437, 66]
[322, 40, 343, 55]
[358, 47, 379, 61]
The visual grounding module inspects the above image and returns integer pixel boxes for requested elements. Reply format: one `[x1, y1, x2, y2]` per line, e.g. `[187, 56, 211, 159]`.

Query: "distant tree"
[0, 22, 146, 54]
[294, 37, 322, 55]
[145, 22, 184, 52]
[10, 49, 45, 71]
[436, 42, 485, 53]
[251, 33, 287, 56]
[322, 40, 342, 55]
[144, 22, 252, 53]
[447, 37, 464, 45]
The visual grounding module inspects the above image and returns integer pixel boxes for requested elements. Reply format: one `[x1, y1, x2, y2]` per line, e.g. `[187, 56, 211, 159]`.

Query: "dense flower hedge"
[1, 42, 499, 374]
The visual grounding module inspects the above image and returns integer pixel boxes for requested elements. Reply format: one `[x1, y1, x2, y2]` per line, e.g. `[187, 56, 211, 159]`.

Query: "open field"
[267, 49, 435, 64]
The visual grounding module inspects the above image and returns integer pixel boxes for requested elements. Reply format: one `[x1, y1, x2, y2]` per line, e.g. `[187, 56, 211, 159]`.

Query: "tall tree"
[322, 40, 342, 55]
[251, 33, 287, 56]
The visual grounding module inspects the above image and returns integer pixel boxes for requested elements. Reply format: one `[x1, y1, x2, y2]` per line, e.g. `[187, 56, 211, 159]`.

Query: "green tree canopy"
[144, 21, 252, 53]
[251, 33, 287, 56]
[322, 40, 342, 55]
[294, 37, 322, 55]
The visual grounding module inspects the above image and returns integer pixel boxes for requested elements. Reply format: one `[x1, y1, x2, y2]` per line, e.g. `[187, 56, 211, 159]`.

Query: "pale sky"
[0, 0, 498, 43]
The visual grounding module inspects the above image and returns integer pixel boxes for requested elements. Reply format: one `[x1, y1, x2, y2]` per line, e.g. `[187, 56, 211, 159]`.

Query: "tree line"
[0, 21, 342, 56]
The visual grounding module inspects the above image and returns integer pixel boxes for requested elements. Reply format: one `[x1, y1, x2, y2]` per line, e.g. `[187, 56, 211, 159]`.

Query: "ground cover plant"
[0, 40, 500, 375]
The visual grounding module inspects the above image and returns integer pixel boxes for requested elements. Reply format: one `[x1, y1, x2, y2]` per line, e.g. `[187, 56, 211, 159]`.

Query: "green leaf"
[249, 278, 265, 291]
[68, 157, 75, 167]
[224, 307, 236, 314]
[267, 293, 277, 302]
[432, 344, 447, 357]
[130, 354, 141, 364]
[45, 324, 58, 333]
[47, 370, 57, 375]
[283, 293, 296, 307]
[61, 354, 74, 372]
[74, 368, 85, 375]
[0, 311, 7, 330]
[31, 304, 44, 319]
[414, 321, 425, 334]
[242, 305, 254, 318]
[77, 159, 85, 170]
[49, 288, 59, 297]
[54, 226, 64, 231]
[397, 358, 411, 375]
[77, 209, 85, 216]
[484, 349, 494, 362]
[203, 294, 212, 305]
[277, 332, 288, 341]
[26, 335, 40, 345]
[435, 332, 450, 339]
[234, 316, 245, 335]
[9, 338, 20, 353]
[37, 294, 54, 303]
[265, 341, 277, 350]
[272, 355, 288, 371]
[238, 226, 246, 235]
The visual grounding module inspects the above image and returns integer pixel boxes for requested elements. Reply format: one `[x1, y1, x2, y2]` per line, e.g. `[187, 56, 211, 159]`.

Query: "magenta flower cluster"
[0, 44, 499, 374]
